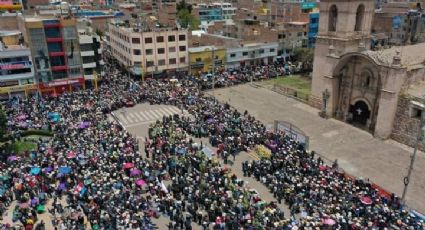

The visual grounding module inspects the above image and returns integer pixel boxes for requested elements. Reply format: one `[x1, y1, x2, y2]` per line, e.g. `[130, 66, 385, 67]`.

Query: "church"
[310, 0, 425, 149]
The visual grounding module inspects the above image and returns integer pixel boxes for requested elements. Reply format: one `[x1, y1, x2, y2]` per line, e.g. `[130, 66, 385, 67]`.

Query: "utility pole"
[402, 103, 425, 205]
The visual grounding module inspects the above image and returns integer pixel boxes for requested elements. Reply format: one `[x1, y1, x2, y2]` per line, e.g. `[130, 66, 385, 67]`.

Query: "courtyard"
[211, 84, 425, 214]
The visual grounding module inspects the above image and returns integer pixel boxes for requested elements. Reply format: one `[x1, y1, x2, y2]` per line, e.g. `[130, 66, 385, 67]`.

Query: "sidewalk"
[213, 84, 425, 213]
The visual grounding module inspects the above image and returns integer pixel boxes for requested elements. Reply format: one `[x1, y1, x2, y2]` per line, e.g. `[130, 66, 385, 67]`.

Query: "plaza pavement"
[211, 83, 425, 214]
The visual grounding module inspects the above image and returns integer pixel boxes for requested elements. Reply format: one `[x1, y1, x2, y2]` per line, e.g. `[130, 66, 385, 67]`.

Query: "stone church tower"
[311, 0, 375, 115]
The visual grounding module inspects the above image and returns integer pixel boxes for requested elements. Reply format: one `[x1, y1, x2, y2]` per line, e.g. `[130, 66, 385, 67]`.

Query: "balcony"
[80, 50, 95, 57]
[51, 65, 67, 71]
[48, 51, 65, 57]
[46, 37, 63, 43]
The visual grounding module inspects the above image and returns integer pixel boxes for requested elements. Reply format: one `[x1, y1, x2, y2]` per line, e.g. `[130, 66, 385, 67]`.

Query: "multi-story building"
[77, 19, 104, 87]
[277, 21, 308, 58]
[188, 46, 226, 75]
[308, 12, 319, 48]
[18, 16, 84, 95]
[196, 3, 236, 23]
[106, 18, 189, 78]
[390, 9, 425, 45]
[226, 42, 278, 68]
[0, 31, 37, 99]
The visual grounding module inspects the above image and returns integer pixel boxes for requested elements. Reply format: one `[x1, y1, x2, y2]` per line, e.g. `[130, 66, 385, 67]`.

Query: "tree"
[177, 9, 200, 29]
[293, 48, 314, 72]
[177, 0, 192, 13]
[0, 107, 7, 140]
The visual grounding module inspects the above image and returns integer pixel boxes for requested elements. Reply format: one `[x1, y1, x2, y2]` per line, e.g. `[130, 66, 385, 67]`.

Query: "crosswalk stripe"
[163, 107, 176, 116]
[134, 112, 145, 122]
[158, 108, 172, 117]
[150, 110, 162, 118]
[139, 111, 149, 120]
[144, 111, 155, 120]
[117, 113, 130, 124]
[170, 107, 180, 114]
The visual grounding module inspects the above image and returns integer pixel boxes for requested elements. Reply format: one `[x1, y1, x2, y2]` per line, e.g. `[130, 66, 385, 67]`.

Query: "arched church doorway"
[349, 100, 370, 126]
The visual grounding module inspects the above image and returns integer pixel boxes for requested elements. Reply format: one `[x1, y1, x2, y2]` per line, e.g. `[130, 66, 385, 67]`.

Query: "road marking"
[169, 107, 180, 114]
[125, 120, 158, 128]
[144, 111, 156, 120]
[117, 113, 130, 124]
[322, 130, 339, 138]
[150, 110, 162, 118]
[134, 112, 145, 122]
[162, 107, 176, 116]
[157, 108, 170, 117]
[139, 111, 149, 120]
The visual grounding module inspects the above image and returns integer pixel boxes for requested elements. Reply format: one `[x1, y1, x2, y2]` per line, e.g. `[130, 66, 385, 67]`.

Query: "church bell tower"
[310, 0, 374, 115]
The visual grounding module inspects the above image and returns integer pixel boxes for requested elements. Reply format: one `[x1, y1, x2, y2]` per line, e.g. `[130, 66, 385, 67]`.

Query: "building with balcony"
[107, 18, 189, 78]
[188, 46, 226, 75]
[277, 21, 308, 58]
[18, 16, 84, 95]
[196, 3, 236, 23]
[77, 19, 104, 86]
[0, 31, 37, 99]
[226, 42, 278, 68]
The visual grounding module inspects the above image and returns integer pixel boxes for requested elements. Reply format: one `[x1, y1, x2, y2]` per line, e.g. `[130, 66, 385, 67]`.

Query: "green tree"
[0, 107, 7, 140]
[293, 47, 314, 72]
[177, 0, 192, 13]
[177, 9, 200, 29]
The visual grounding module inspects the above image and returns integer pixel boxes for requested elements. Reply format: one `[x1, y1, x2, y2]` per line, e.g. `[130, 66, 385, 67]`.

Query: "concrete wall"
[0, 15, 19, 30]
[391, 95, 425, 151]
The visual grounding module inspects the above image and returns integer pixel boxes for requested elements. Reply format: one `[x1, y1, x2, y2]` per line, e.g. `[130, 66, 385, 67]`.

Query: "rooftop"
[407, 81, 425, 99]
[363, 43, 425, 68]
[188, 45, 223, 53]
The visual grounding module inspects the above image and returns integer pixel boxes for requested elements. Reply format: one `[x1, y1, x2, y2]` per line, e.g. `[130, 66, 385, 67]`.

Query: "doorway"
[349, 100, 370, 126]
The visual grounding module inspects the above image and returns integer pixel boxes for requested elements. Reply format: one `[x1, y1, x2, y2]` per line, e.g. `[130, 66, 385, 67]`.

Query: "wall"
[189, 48, 226, 74]
[0, 15, 19, 30]
[391, 95, 425, 151]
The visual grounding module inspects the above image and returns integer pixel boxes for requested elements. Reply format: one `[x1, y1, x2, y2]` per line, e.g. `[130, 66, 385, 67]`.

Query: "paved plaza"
[211, 84, 425, 213]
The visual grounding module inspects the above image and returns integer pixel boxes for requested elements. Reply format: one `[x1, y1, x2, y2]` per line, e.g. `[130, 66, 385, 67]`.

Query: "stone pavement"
[212, 84, 425, 214]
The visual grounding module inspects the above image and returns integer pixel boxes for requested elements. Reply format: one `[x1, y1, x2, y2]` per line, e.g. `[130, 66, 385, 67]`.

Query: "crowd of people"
[0, 51, 424, 230]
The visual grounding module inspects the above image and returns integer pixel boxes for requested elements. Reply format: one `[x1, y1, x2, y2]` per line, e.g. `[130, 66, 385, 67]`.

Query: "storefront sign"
[0, 84, 38, 94]
[0, 61, 32, 70]
[0, 80, 19, 87]
[40, 77, 84, 88]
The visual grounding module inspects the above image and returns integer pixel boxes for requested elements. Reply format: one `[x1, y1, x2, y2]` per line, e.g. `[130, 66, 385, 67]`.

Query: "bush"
[22, 130, 54, 137]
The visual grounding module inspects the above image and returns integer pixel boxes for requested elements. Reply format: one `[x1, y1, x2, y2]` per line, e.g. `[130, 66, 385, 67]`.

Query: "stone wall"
[391, 95, 425, 151]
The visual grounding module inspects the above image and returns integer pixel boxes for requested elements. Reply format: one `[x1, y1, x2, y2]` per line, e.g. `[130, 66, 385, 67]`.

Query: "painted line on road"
[247, 151, 260, 160]
[125, 120, 157, 128]
[144, 111, 155, 120]
[139, 111, 149, 120]
[150, 109, 162, 118]
[134, 112, 145, 122]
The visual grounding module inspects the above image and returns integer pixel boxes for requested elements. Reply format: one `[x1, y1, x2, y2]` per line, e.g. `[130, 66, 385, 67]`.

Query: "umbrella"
[360, 196, 373, 205]
[79, 122, 90, 129]
[43, 166, 53, 173]
[319, 165, 327, 171]
[84, 179, 92, 185]
[58, 182, 67, 190]
[58, 166, 72, 175]
[31, 197, 39, 206]
[322, 218, 336, 226]
[202, 147, 214, 158]
[123, 162, 134, 169]
[7, 156, 18, 161]
[67, 151, 77, 159]
[19, 202, 29, 209]
[130, 169, 142, 176]
[30, 167, 41, 175]
[36, 204, 45, 213]
[135, 179, 146, 186]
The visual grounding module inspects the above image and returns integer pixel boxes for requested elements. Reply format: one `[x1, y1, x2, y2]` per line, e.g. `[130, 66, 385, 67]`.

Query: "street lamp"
[401, 102, 425, 204]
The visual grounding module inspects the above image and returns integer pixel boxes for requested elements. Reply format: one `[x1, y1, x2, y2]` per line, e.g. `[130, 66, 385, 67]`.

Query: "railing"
[271, 84, 310, 102]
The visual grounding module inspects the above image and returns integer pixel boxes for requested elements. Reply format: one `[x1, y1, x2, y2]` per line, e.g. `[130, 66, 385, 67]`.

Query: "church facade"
[311, 0, 425, 141]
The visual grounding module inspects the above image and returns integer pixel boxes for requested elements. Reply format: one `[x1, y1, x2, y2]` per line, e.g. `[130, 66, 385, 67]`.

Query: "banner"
[0, 61, 32, 70]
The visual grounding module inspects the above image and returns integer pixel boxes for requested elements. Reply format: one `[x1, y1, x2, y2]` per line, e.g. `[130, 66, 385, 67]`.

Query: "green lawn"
[8, 141, 37, 154]
[263, 75, 312, 96]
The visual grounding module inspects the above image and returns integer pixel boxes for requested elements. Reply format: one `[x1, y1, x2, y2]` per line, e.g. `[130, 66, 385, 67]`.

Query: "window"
[297, 32, 303, 37]
[158, 48, 165, 54]
[242, 52, 248, 56]
[329, 5, 338, 32]
[133, 49, 141, 55]
[230, 53, 236, 58]
[146, 61, 154, 67]
[169, 58, 177, 64]
[169, 47, 176, 52]
[158, 59, 166, 66]
[145, 37, 153, 43]
[179, 57, 186, 63]
[195, 58, 202, 62]
[270, 48, 275, 52]
[355, 4, 365, 31]
[80, 44, 93, 52]
[132, 38, 140, 44]
[146, 49, 153, 55]
[259, 49, 264, 54]
[156, 36, 164, 42]
[179, 46, 186, 51]
[179, 34, 186, 41]
[168, 35, 175, 42]
[134, 61, 142, 66]
[62, 27, 76, 39]
[82, 56, 95, 63]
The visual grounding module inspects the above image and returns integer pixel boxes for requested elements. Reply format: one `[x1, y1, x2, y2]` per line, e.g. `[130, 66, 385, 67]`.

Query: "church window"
[355, 4, 365, 31]
[329, 5, 338, 32]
